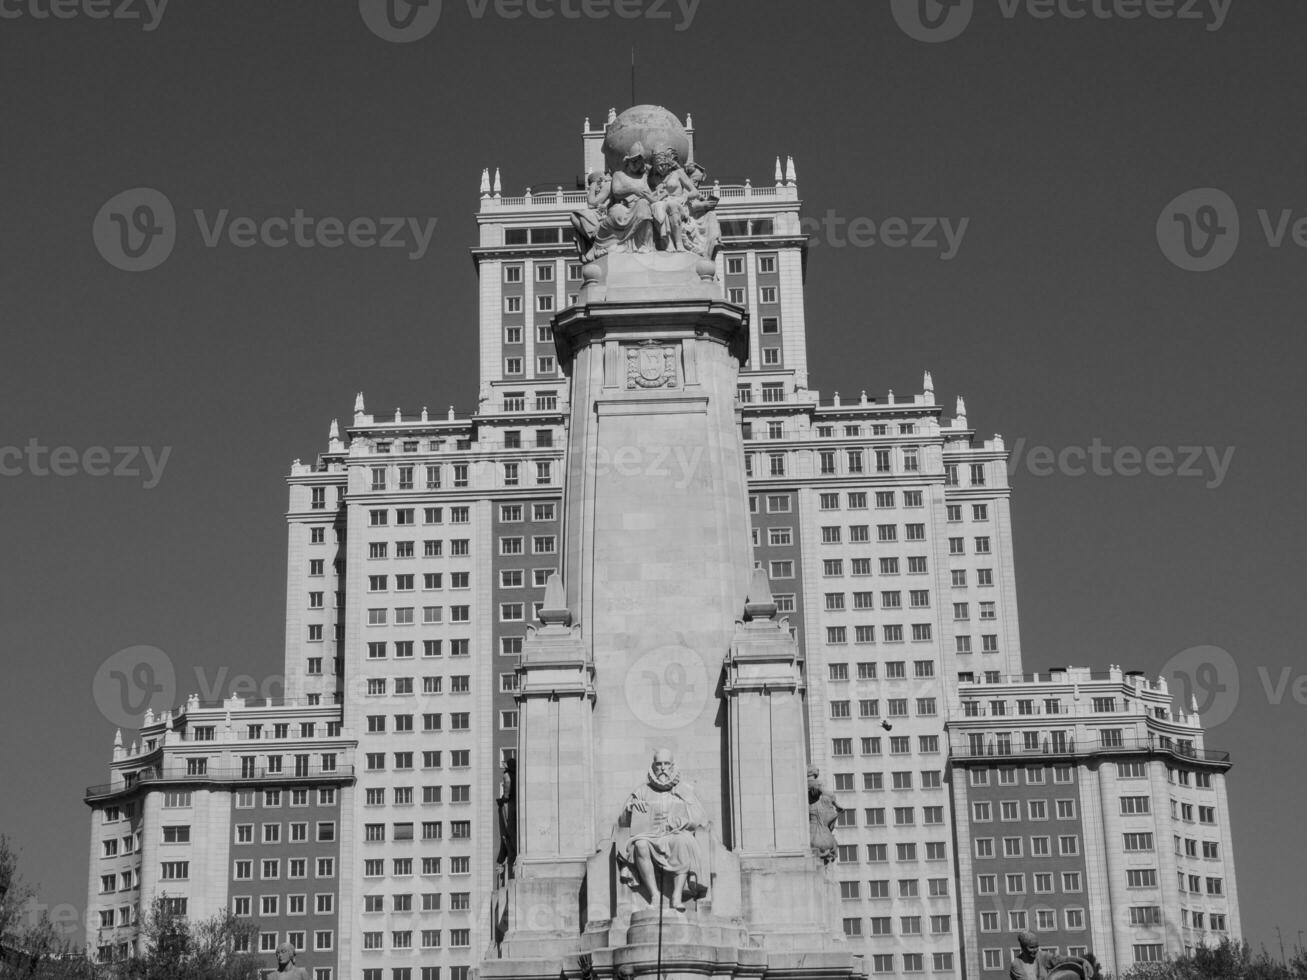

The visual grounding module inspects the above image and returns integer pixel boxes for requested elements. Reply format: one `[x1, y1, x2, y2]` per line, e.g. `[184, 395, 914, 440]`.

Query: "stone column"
[499, 576, 596, 956]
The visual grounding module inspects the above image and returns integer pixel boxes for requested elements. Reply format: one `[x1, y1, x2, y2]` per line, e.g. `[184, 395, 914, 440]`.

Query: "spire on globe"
[601, 105, 690, 174]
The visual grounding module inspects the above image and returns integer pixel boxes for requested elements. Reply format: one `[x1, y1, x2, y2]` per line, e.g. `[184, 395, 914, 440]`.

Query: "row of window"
[233, 821, 337, 844]
[972, 799, 1079, 822]
[215, 721, 341, 741]
[825, 623, 938, 644]
[1170, 798, 1219, 821]
[502, 356, 558, 376]
[829, 660, 938, 680]
[363, 751, 469, 770]
[365, 606, 470, 626]
[97, 906, 136, 928]
[362, 928, 471, 950]
[837, 770, 945, 792]
[234, 856, 336, 880]
[366, 458, 559, 495]
[722, 284, 780, 306]
[814, 423, 920, 440]
[833, 944, 954, 973]
[232, 893, 336, 916]
[837, 908, 954, 936]
[363, 784, 468, 805]
[974, 835, 1083, 860]
[834, 737, 957, 758]
[825, 589, 936, 610]
[359, 891, 467, 912]
[503, 294, 564, 314]
[976, 871, 1084, 895]
[969, 766, 1077, 786]
[748, 448, 937, 479]
[364, 676, 465, 695]
[99, 835, 140, 858]
[359, 856, 471, 876]
[502, 260, 583, 283]
[364, 821, 472, 841]
[361, 968, 470, 980]
[839, 805, 947, 828]
[502, 325, 556, 346]
[1173, 836, 1223, 859]
[830, 698, 941, 720]
[1180, 909, 1229, 930]
[834, 842, 949, 863]
[364, 640, 471, 658]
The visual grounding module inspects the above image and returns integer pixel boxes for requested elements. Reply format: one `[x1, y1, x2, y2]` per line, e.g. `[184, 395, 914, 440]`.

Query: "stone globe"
[602, 105, 690, 174]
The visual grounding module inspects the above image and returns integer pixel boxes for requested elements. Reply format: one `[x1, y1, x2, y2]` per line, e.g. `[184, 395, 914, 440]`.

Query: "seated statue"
[807, 766, 842, 863]
[270, 942, 309, 980]
[683, 161, 721, 260]
[649, 145, 696, 252]
[618, 748, 707, 911]
[569, 171, 610, 263]
[1010, 931, 1102, 980]
[587, 143, 658, 257]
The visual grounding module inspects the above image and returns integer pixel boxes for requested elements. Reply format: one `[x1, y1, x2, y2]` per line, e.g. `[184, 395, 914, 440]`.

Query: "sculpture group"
[570, 144, 721, 263]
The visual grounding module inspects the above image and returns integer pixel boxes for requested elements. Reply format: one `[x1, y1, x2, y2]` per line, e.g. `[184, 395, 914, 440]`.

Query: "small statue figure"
[1009, 931, 1103, 980]
[592, 144, 658, 255]
[496, 757, 517, 869]
[569, 171, 611, 262]
[618, 748, 707, 911]
[649, 145, 697, 252]
[807, 766, 842, 863]
[269, 941, 309, 980]
[684, 162, 722, 260]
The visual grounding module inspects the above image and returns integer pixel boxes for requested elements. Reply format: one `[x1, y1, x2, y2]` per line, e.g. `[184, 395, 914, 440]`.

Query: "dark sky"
[1, 0, 1303, 955]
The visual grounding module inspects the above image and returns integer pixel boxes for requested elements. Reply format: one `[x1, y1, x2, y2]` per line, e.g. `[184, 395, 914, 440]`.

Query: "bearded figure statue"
[617, 748, 708, 911]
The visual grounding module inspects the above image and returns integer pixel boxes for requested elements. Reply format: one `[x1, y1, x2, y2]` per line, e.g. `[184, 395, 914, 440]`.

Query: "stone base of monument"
[482, 844, 867, 980]
[578, 251, 719, 305]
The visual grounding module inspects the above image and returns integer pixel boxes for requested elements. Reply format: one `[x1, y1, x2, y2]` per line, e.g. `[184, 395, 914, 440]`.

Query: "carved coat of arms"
[625, 345, 677, 389]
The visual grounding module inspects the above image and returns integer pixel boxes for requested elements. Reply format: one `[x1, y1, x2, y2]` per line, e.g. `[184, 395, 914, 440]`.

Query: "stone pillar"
[499, 576, 596, 956]
[726, 568, 837, 948]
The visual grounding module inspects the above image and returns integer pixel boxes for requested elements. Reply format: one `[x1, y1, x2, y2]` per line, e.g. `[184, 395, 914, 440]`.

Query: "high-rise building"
[84, 106, 1238, 980]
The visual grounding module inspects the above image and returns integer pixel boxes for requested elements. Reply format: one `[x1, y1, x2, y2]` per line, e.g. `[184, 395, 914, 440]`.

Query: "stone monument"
[482, 105, 864, 980]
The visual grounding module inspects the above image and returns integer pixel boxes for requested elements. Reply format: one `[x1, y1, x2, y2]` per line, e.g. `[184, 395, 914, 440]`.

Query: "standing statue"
[807, 766, 842, 863]
[269, 942, 309, 980]
[496, 757, 517, 869]
[1009, 931, 1102, 980]
[618, 748, 707, 911]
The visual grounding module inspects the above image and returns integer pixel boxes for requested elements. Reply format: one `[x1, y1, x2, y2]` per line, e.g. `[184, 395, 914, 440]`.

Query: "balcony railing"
[85, 764, 355, 801]
[948, 735, 1229, 766]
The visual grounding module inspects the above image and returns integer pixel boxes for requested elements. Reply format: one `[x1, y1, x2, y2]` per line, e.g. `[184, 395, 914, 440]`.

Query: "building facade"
[84, 107, 1239, 979]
